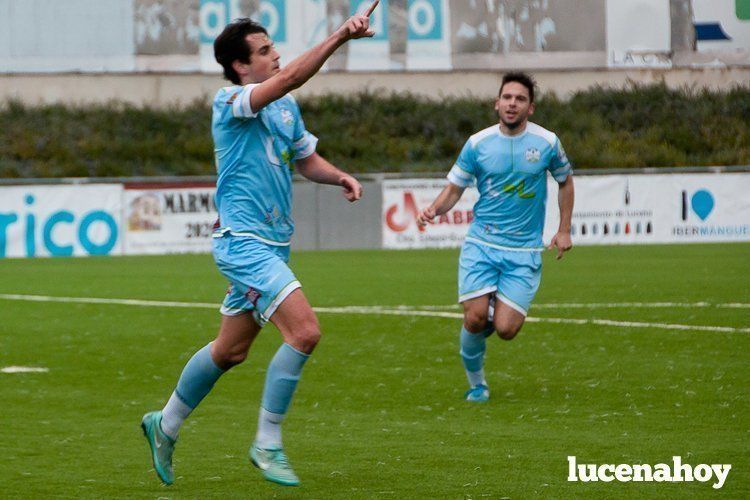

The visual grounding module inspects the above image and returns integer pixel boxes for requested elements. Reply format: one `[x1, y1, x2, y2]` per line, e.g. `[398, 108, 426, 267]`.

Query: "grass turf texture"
[0, 244, 748, 498]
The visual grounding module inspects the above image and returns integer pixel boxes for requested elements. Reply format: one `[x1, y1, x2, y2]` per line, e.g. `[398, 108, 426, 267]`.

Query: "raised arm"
[250, 1, 379, 112]
[548, 176, 574, 259]
[416, 182, 466, 229]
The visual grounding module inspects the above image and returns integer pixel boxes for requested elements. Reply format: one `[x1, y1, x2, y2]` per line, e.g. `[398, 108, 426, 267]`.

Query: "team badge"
[525, 148, 541, 163]
[280, 108, 294, 125]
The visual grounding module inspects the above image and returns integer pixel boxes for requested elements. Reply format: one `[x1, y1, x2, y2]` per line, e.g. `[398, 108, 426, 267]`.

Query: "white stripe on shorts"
[260, 280, 302, 324]
[496, 293, 528, 316]
[458, 286, 497, 304]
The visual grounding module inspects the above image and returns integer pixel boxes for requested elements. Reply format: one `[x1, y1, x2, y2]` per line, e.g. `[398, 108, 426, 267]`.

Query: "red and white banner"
[382, 179, 478, 249]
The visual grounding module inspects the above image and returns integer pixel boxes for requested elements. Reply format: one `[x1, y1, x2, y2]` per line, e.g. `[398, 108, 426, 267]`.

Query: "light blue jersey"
[448, 122, 572, 249]
[212, 84, 318, 245]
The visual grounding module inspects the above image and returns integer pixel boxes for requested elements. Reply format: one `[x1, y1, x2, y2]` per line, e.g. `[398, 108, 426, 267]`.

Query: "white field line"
[419, 302, 750, 310]
[0, 293, 218, 309]
[316, 306, 750, 334]
[1, 366, 49, 374]
[1, 293, 748, 334]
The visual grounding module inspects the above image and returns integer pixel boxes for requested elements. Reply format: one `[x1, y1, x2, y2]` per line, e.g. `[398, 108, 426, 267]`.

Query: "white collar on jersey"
[496, 123, 529, 139]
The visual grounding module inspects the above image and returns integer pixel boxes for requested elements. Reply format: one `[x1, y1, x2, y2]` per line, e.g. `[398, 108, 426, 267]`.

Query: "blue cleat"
[141, 411, 176, 485]
[465, 383, 490, 402]
[250, 443, 300, 486]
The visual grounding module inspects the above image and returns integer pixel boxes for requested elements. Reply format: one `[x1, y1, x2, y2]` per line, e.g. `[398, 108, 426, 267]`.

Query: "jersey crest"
[525, 147, 541, 163]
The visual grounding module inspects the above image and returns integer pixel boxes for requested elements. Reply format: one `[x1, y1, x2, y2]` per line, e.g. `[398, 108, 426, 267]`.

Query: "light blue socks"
[160, 343, 225, 439]
[256, 343, 310, 448]
[460, 326, 488, 388]
[159, 341, 310, 447]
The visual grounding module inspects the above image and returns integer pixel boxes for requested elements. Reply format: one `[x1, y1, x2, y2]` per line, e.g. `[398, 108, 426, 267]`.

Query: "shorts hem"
[496, 293, 528, 316]
[220, 305, 251, 316]
[458, 286, 497, 303]
[260, 280, 302, 324]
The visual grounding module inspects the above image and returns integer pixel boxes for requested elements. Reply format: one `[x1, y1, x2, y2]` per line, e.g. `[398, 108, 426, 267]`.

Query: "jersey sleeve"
[447, 139, 477, 187]
[290, 98, 318, 160]
[548, 137, 572, 182]
[230, 84, 262, 119]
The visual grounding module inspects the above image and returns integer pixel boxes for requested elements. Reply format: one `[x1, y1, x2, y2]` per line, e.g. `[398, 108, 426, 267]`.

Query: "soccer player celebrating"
[141, 2, 380, 487]
[417, 72, 574, 402]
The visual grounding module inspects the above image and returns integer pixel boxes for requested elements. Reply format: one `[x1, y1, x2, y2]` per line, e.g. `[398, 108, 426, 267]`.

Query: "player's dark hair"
[500, 72, 536, 103]
[214, 18, 268, 85]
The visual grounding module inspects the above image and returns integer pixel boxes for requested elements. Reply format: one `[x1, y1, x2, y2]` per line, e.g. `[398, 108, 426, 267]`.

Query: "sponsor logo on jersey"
[503, 180, 536, 199]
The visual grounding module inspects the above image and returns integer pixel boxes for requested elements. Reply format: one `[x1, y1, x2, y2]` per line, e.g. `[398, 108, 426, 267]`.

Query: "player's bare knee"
[495, 321, 522, 340]
[212, 343, 249, 368]
[495, 319, 523, 340]
[290, 320, 321, 353]
[464, 312, 488, 333]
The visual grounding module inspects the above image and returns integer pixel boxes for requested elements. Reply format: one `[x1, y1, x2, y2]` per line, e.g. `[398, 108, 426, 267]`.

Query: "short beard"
[500, 117, 524, 130]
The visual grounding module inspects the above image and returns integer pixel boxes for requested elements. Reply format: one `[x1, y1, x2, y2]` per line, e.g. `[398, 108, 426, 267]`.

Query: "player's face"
[495, 82, 535, 129]
[246, 33, 281, 83]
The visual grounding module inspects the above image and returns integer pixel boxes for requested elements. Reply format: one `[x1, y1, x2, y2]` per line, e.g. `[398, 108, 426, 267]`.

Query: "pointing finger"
[364, 0, 380, 17]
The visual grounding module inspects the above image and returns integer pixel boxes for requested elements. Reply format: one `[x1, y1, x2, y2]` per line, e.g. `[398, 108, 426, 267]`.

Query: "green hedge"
[1, 83, 748, 178]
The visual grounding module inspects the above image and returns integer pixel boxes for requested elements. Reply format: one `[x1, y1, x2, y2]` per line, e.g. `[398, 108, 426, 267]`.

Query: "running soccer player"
[141, 2, 380, 487]
[417, 72, 574, 402]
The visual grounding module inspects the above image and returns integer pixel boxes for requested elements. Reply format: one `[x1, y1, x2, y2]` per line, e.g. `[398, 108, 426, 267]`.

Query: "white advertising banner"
[383, 173, 750, 250]
[347, 0, 396, 71]
[123, 185, 218, 255]
[406, 0, 452, 70]
[0, 184, 122, 258]
[544, 173, 750, 245]
[382, 178, 478, 249]
[199, 0, 242, 73]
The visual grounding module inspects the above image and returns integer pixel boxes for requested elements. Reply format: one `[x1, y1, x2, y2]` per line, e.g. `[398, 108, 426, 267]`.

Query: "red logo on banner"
[386, 192, 422, 232]
[385, 191, 474, 233]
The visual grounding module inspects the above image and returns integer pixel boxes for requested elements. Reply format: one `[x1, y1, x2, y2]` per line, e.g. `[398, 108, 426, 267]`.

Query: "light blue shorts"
[213, 235, 301, 326]
[458, 239, 542, 316]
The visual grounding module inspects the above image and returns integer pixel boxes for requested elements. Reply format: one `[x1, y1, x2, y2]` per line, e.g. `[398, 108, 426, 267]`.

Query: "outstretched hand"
[548, 231, 573, 260]
[338, 0, 380, 40]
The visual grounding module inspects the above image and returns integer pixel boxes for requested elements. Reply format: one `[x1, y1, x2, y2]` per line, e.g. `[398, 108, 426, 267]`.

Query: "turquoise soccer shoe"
[465, 383, 490, 402]
[249, 443, 300, 486]
[141, 411, 176, 485]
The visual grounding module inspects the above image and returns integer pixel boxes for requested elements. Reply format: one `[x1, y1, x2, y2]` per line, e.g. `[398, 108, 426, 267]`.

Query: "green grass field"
[1, 244, 748, 499]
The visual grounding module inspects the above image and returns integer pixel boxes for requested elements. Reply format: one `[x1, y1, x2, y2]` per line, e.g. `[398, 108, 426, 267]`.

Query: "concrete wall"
[292, 180, 381, 250]
[1, 0, 747, 73]
[1, 66, 748, 107]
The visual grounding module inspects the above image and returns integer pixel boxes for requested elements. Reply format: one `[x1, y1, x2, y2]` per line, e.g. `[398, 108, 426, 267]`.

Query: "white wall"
[0, 0, 135, 72]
